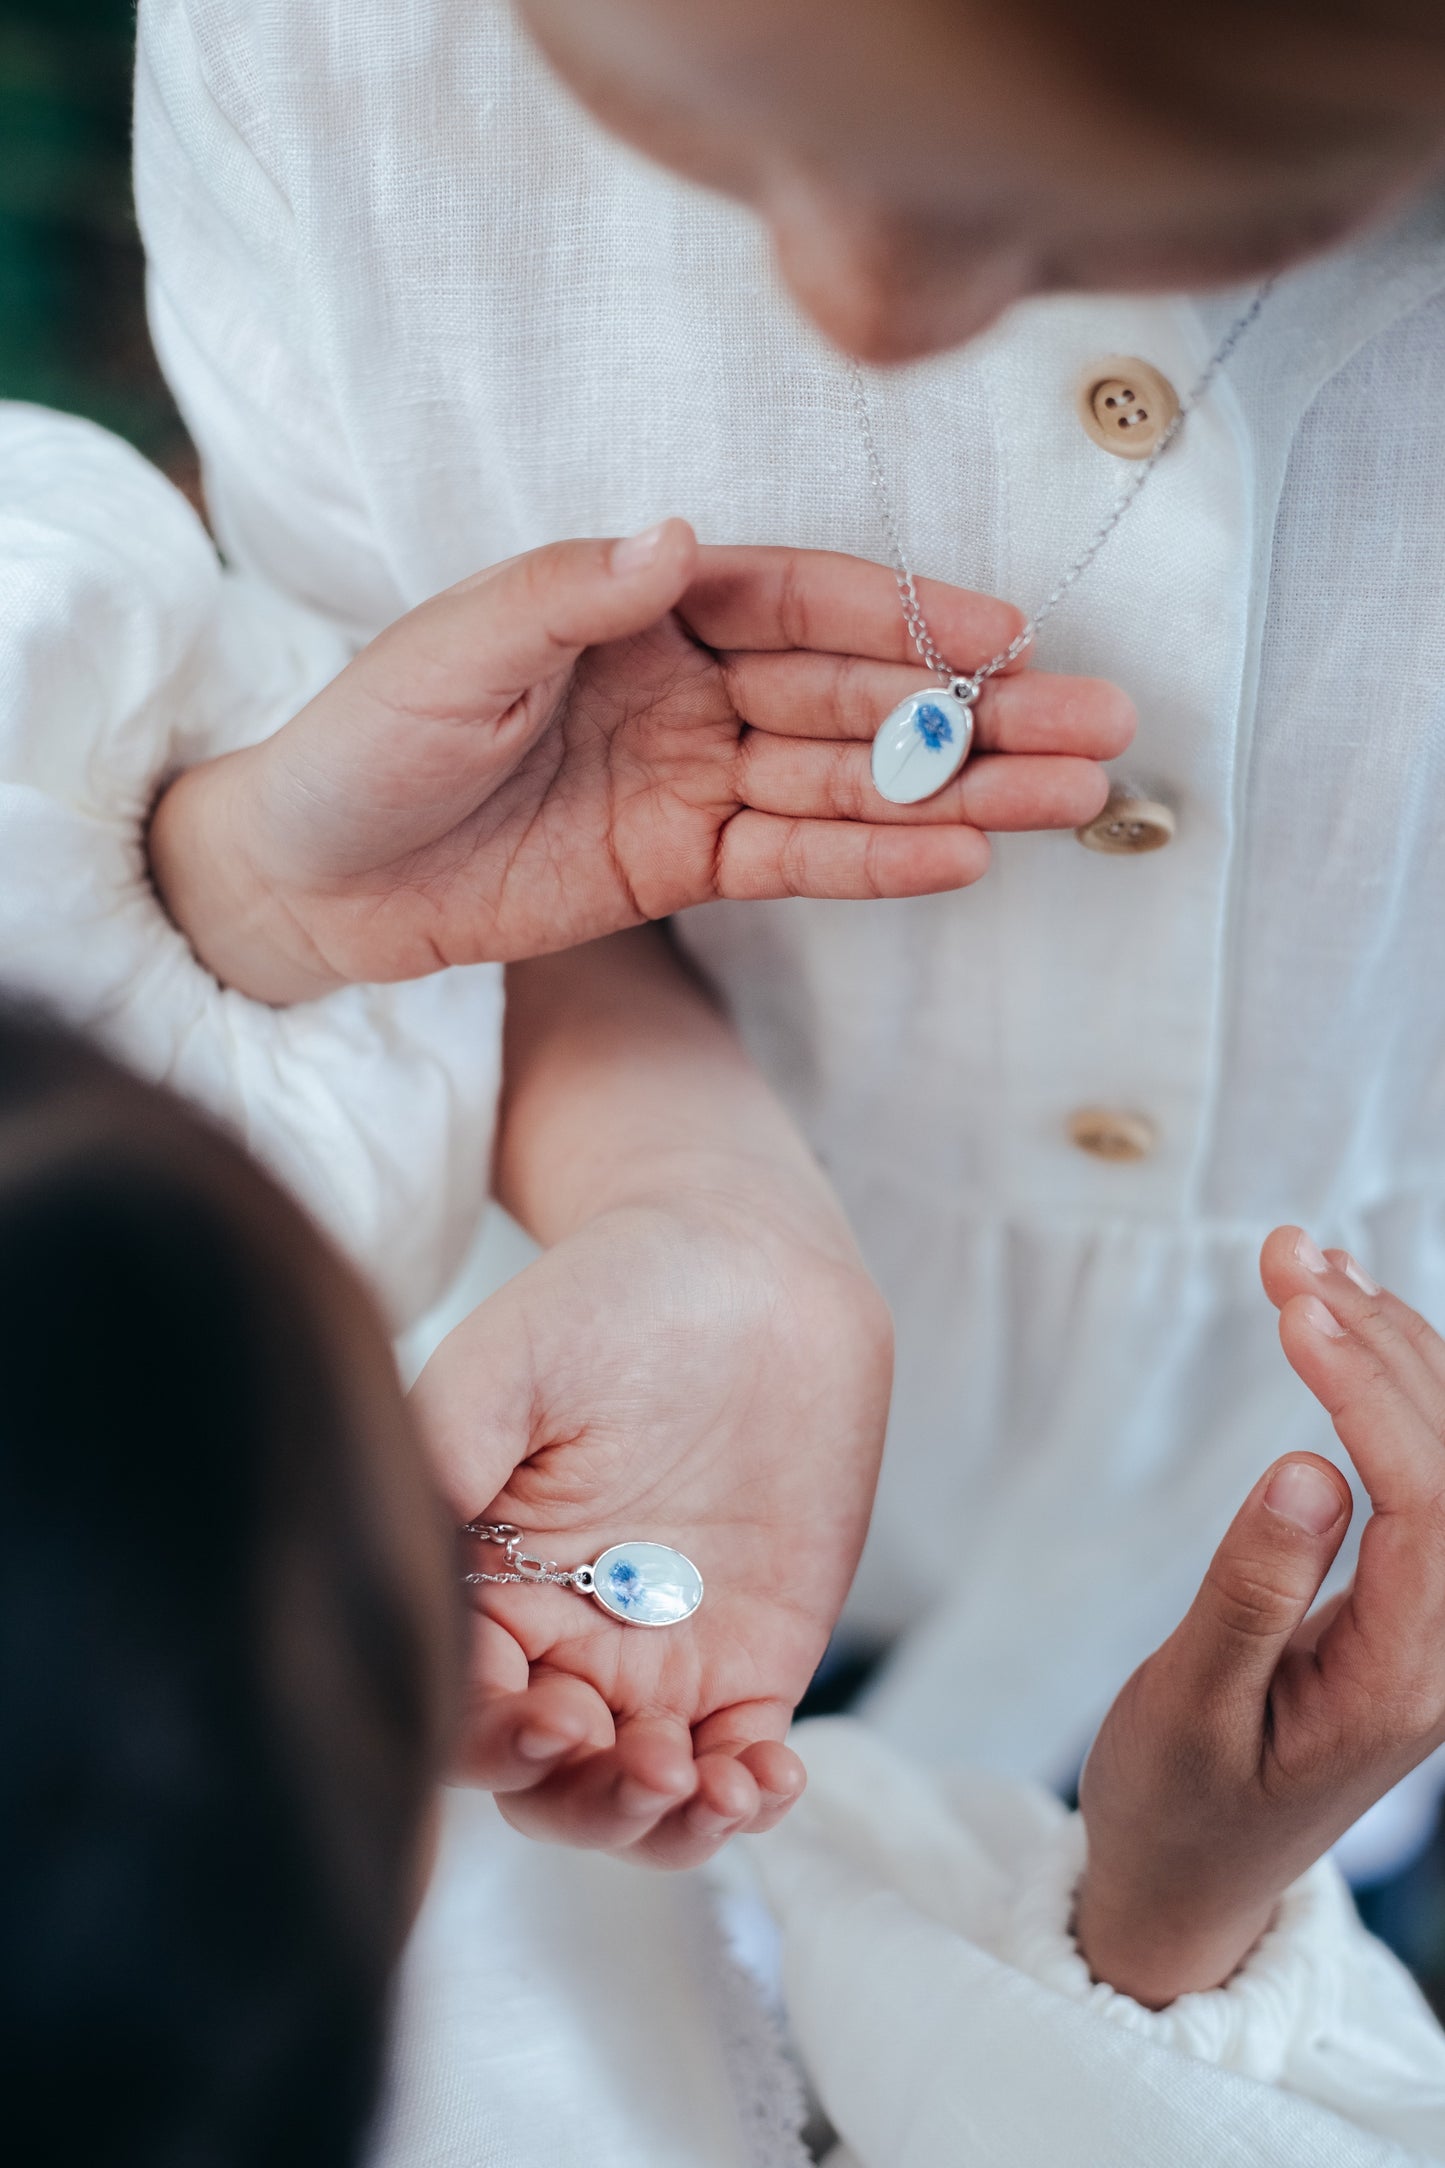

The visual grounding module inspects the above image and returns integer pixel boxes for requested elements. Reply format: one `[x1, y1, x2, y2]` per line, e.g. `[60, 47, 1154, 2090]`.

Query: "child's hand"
[410, 1189, 891, 1870]
[148, 525, 1132, 1003]
[1076, 1226, 1445, 2007]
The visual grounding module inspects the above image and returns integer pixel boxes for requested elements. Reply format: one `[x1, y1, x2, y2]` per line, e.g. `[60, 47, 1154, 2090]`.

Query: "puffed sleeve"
[0, 403, 500, 1326]
[749, 1720, 1445, 2167]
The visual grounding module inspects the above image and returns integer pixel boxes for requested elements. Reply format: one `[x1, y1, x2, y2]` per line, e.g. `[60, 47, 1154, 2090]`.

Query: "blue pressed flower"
[607, 1559, 641, 1609]
[914, 703, 954, 751]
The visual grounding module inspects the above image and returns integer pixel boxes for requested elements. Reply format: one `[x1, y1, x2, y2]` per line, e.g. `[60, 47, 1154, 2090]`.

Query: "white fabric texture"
[751, 1722, 1445, 2167]
[370, 1787, 807, 2168]
[0, 402, 500, 1325]
[371, 1726, 1445, 2168]
[130, 0, 1445, 1790]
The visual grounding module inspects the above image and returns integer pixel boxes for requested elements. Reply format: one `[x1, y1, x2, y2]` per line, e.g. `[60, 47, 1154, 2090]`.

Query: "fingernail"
[611, 522, 670, 575]
[686, 1805, 738, 1839]
[1265, 1460, 1345, 1534]
[616, 1776, 677, 1817]
[1341, 1253, 1381, 1297]
[1299, 1293, 1346, 1340]
[515, 1726, 571, 1763]
[1294, 1230, 1329, 1274]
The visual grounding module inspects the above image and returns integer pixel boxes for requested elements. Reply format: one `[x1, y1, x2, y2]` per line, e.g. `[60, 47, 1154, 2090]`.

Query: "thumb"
[380, 518, 700, 713]
[408, 1256, 573, 1521]
[267, 519, 699, 880]
[1168, 1455, 1353, 1713]
[409, 1310, 531, 1525]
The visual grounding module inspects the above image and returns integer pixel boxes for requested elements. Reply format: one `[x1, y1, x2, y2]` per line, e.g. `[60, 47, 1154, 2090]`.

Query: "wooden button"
[1076, 789, 1176, 855]
[1068, 1108, 1158, 1163]
[1077, 357, 1180, 461]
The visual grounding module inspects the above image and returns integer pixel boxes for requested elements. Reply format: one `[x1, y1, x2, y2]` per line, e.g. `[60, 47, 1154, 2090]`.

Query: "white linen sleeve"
[748, 1720, 1445, 2168]
[0, 403, 500, 1327]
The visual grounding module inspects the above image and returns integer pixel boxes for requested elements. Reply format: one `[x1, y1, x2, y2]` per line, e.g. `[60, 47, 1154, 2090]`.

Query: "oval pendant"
[582, 1542, 704, 1627]
[871, 689, 976, 806]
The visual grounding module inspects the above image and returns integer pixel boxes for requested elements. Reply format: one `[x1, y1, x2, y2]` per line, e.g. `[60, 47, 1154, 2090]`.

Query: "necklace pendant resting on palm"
[463, 1520, 704, 1626]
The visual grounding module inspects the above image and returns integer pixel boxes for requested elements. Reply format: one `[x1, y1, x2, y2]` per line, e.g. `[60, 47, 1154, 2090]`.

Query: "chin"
[776, 253, 1029, 365]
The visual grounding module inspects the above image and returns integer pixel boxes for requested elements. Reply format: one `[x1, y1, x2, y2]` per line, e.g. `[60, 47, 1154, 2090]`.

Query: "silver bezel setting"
[587, 1542, 705, 1628]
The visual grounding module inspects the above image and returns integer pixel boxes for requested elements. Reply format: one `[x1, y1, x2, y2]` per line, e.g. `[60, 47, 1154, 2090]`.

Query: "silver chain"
[849, 281, 1273, 691]
[462, 1520, 596, 1594]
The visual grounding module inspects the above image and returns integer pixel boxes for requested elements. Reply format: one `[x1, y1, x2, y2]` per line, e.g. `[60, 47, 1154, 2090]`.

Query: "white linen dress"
[10, 406, 1441, 2168]
[128, 0, 1445, 1797]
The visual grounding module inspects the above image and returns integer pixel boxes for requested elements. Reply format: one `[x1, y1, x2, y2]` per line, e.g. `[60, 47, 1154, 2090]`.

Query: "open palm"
[411, 1195, 892, 1868]
[183, 527, 1132, 999]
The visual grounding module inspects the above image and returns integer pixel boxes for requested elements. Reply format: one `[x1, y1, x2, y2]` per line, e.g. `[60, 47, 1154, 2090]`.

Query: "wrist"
[1072, 1858, 1276, 2010]
[496, 934, 876, 1281]
[551, 1177, 891, 1405]
[546, 1142, 865, 1278]
[148, 754, 348, 1006]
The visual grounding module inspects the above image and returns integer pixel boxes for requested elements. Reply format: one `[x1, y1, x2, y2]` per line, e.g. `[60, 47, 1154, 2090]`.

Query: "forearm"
[496, 927, 853, 1258]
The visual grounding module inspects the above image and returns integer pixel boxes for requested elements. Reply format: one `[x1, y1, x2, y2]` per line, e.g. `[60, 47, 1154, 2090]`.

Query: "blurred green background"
[0, 0, 190, 474]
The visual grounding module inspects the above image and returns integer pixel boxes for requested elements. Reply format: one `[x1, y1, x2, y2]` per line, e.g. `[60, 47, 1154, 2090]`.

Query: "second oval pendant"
[871, 688, 976, 806]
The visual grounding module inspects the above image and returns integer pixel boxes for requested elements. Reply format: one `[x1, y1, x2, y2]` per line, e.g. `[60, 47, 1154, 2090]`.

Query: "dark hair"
[0, 1007, 458, 2167]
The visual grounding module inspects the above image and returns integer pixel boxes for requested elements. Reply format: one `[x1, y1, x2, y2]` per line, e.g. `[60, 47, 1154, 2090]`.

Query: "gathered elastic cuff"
[0, 784, 502, 1324]
[997, 1812, 1347, 2084]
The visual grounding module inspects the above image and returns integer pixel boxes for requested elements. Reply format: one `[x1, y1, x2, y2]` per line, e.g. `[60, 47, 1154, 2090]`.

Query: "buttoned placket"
[912, 218, 1445, 1231]
[933, 290, 1256, 1223]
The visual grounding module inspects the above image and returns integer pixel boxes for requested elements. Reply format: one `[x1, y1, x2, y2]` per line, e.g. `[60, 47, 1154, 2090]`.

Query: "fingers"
[453, 1614, 615, 1788]
[1259, 1229, 1445, 1719]
[1261, 1226, 1445, 1513]
[633, 1706, 807, 1866]
[722, 652, 1125, 833]
[692, 1702, 806, 1835]
[454, 1672, 612, 1791]
[369, 522, 700, 716]
[735, 737, 1110, 832]
[733, 1739, 808, 1835]
[628, 1738, 806, 1870]
[1168, 1453, 1353, 1713]
[716, 811, 992, 900]
[488, 1698, 807, 1869]
[680, 546, 1027, 671]
[623, 1749, 764, 1869]
[1287, 1585, 1352, 1661]
[493, 1727, 786, 1868]
[722, 651, 1137, 759]
[494, 1715, 700, 1852]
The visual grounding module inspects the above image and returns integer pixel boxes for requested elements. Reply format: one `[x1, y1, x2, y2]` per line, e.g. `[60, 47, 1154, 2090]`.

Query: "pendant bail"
[948, 673, 981, 706]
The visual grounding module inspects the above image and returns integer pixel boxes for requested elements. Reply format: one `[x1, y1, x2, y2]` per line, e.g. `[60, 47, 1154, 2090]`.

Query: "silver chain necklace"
[852, 282, 1273, 805]
[463, 1519, 704, 1628]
